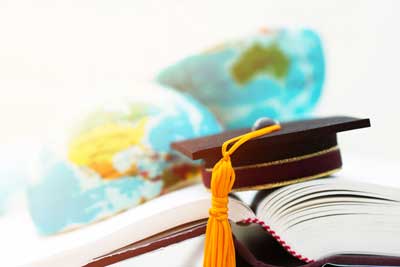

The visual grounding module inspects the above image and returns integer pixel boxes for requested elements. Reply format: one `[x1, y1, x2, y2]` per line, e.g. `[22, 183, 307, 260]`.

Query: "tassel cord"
[203, 124, 281, 267]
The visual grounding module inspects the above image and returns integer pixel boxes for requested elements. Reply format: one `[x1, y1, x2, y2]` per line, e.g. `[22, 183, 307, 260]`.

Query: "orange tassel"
[203, 124, 281, 267]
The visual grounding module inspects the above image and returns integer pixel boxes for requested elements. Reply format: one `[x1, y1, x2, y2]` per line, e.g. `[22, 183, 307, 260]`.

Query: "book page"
[255, 178, 400, 260]
[21, 184, 254, 267]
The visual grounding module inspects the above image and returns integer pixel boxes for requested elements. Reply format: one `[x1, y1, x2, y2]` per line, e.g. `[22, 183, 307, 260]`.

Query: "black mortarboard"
[172, 116, 370, 191]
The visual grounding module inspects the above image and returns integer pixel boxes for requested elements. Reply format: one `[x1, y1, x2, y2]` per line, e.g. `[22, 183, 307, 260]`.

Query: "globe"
[27, 83, 221, 235]
[158, 28, 325, 129]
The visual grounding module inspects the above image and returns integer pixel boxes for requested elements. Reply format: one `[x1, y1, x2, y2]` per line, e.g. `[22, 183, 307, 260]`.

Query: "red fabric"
[202, 149, 342, 190]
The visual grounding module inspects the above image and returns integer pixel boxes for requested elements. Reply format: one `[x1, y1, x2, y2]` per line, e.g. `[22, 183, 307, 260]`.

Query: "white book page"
[19, 184, 254, 267]
[255, 178, 400, 260]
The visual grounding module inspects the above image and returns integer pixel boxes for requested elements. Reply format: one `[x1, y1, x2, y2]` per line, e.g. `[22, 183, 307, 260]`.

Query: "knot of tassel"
[209, 196, 228, 221]
[203, 123, 281, 267]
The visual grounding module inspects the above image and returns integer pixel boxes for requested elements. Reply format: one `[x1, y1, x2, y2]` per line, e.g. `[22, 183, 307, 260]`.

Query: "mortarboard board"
[171, 116, 370, 267]
[172, 116, 370, 191]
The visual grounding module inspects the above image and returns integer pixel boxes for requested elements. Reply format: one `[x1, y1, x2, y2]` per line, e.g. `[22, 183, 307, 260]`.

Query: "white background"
[1, 1, 400, 265]
[0, 0, 399, 160]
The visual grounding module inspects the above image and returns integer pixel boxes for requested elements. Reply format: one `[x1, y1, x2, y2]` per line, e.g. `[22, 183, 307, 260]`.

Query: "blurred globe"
[158, 28, 325, 129]
[27, 83, 221, 235]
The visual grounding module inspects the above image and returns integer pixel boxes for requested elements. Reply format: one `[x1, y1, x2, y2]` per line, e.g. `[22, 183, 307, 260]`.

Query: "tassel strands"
[203, 124, 281, 267]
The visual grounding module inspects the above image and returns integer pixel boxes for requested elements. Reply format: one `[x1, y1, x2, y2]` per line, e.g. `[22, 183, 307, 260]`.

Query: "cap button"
[252, 117, 278, 131]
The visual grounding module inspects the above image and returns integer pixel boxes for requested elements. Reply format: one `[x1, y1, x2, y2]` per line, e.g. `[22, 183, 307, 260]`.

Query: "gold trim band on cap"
[205, 146, 339, 172]
[231, 168, 341, 192]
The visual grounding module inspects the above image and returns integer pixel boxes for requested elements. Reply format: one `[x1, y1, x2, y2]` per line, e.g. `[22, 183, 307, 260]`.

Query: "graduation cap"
[172, 116, 370, 191]
[171, 116, 370, 267]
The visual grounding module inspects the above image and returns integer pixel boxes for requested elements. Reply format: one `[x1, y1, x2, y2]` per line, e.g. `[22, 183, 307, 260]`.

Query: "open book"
[25, 178, 400, 267]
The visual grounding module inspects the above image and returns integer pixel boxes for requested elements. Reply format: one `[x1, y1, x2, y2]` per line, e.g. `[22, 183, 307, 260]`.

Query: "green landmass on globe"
[230, 42, 290, 85]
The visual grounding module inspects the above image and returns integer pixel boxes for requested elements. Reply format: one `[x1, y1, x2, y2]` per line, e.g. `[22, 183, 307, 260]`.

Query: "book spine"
[240, 218, 314, 264]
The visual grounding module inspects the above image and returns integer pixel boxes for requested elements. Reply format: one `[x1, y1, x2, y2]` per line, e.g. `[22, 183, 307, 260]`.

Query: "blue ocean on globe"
[158, 29, 325, 129]
[28, 151, 163, 235]
[27, 84, 221, 235]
